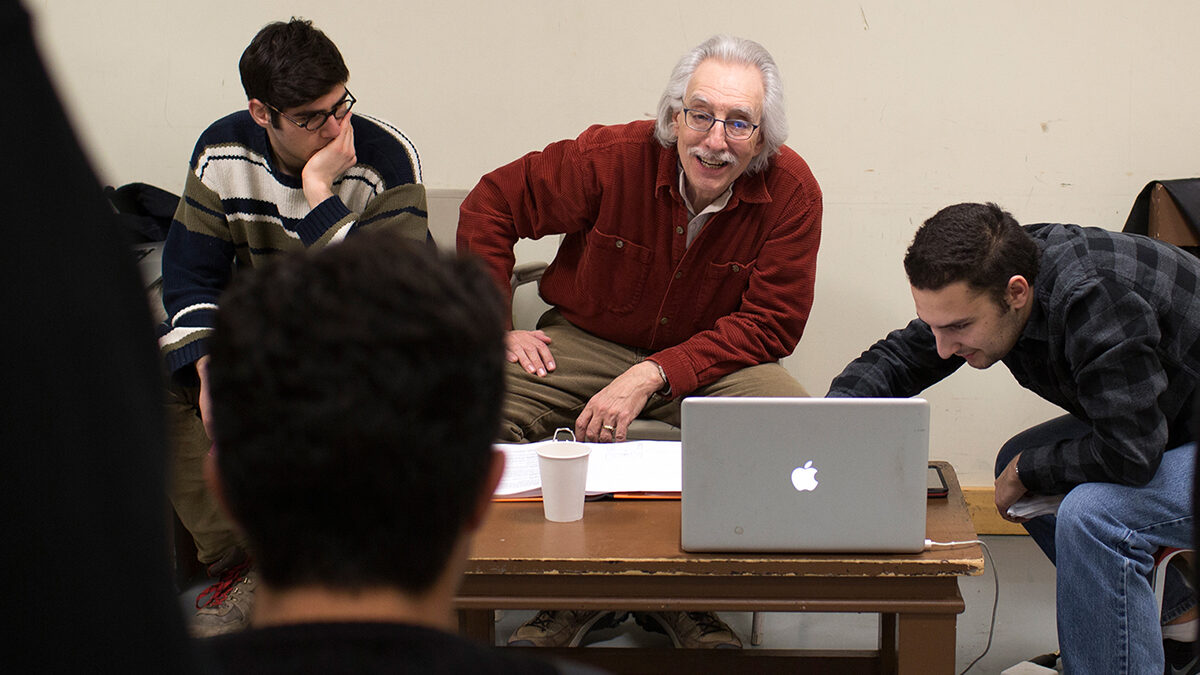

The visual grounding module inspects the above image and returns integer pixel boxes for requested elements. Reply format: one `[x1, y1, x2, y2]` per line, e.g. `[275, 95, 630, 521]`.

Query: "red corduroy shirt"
[458, 120, 822, 397]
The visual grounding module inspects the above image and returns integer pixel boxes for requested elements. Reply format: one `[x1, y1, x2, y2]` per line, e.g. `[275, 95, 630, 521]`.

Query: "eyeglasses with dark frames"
[266, 90, 356, 132]
[682, 108, 759, 140]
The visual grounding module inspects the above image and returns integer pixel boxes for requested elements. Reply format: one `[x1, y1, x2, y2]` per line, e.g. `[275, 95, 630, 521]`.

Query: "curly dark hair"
[904, 202, 1041, 308]
[208, 232, 506, 594]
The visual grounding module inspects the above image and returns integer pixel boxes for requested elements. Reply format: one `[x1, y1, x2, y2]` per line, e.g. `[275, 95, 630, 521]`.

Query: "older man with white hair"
[458, 35, 823, 649]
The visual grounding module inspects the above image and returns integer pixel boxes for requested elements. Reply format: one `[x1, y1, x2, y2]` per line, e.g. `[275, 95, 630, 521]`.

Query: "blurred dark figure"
[0, 1, 196, 672]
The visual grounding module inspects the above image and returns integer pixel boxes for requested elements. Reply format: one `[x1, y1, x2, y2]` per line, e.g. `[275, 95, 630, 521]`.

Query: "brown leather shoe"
[507, 610, 624, 647]
[634, 611, 742, 649]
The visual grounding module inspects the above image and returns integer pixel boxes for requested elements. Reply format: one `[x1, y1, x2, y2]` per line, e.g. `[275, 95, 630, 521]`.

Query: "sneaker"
[634, 611, 742, 649]
[190, 548, 256, 638]
[507, 610, 625, 647]
[1164, 639, 1199, 674]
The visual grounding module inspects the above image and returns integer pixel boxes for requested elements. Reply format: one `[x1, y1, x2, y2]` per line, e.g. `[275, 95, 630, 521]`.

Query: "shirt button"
[674, 271, 683, 280]
[615, 240, 624, 248]
[675, 226, 684, 235]
[660, 317, 669, 325]
[731, 264, 740, 272]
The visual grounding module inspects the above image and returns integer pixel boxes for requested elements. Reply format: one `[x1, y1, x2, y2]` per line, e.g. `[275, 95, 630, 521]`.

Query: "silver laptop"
[681, 397, 929, 553]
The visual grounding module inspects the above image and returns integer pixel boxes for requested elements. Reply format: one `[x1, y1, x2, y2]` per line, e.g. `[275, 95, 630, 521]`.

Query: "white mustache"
[689, 148, 737, 165]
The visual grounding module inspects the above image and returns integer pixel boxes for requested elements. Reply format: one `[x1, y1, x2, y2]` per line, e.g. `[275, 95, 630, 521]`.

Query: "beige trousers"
[500, 310, 808, 442]
[165, 381, 243, 565]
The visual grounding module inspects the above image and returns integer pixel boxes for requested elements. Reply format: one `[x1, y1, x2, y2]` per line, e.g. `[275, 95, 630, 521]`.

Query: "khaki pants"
[500, 310, 808, 442]
[165, 380, 242, 565]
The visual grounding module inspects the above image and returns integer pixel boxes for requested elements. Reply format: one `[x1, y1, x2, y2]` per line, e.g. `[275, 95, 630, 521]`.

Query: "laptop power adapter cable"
[924, 538, 997, 675]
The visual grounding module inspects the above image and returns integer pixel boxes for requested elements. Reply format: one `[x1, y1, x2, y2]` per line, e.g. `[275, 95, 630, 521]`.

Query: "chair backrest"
[1124, 179, 1200, 251]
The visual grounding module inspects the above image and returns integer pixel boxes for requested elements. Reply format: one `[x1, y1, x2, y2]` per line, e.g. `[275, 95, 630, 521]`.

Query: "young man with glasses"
[458, 34, 822, 649]
[158, 18, 428, 639]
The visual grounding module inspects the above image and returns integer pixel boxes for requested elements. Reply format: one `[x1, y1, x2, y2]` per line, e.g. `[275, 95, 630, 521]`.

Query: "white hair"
[654, 35, 787, 175]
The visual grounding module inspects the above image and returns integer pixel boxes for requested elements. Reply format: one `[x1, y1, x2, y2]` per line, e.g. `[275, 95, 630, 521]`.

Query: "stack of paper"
[493, 440, 682, 498]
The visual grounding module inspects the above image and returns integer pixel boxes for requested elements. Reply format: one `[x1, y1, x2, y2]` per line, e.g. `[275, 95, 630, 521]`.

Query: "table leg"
[457, 609, 495, 645]
[880, 613, 898, 673]
[896, 612, 956, 674]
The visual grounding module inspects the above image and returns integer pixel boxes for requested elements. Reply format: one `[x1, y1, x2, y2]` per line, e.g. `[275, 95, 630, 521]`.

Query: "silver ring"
[602, 424, 616, 432]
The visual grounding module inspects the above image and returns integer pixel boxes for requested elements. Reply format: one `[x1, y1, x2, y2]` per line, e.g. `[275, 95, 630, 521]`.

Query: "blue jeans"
[996, 415, 1195, 674]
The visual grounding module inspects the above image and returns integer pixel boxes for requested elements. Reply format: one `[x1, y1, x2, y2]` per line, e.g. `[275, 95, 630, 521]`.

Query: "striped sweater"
[158, 110, 428, 375]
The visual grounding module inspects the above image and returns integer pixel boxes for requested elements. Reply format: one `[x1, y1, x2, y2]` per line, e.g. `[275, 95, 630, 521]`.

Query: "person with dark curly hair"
[201, 234, 599, 674]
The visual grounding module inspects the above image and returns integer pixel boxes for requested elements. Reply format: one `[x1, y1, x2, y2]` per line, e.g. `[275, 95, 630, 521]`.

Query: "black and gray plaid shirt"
[827, 223, 1200, 494]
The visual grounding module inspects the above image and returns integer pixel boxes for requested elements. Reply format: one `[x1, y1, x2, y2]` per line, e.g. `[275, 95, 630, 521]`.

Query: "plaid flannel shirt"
[828, 223, 1200, 494]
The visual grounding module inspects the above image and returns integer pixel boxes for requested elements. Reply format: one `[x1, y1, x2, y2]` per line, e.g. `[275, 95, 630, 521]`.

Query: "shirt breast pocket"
[699, 258, 756, 320]
[578, 230, 653, 314]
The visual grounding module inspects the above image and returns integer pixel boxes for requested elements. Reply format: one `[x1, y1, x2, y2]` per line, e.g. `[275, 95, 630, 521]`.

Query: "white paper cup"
[536, 441, 591, 522]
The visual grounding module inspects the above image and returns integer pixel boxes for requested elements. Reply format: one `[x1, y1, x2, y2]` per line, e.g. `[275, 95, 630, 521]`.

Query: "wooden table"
[456, 461, 983, 674]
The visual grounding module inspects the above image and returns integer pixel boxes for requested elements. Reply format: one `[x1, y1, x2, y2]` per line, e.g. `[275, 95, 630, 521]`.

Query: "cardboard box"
[1148, 183, 1200, 247]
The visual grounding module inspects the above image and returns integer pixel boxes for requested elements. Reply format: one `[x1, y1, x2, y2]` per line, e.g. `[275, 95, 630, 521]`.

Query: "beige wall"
[27, 1, 1200, 486]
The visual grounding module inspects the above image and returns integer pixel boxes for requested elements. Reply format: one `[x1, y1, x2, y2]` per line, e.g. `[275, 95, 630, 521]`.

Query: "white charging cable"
[924, 538, 997, 675]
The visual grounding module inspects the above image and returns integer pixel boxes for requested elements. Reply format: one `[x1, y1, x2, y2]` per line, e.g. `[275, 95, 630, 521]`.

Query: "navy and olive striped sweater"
[158, 110, 428, 374]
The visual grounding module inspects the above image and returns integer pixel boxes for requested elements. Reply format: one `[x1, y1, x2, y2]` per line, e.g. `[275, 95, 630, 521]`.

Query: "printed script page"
[493, 440, 682, 498]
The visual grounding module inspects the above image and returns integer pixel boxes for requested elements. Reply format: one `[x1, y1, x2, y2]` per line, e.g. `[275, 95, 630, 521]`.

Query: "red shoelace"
[195, 559, 252, 609]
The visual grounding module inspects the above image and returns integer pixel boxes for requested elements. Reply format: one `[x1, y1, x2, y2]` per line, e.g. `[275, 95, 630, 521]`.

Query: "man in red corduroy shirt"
[457, 34, 822, 650]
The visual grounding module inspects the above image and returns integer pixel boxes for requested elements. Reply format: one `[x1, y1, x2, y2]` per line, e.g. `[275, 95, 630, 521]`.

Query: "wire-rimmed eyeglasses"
[681, 108, 759, 140]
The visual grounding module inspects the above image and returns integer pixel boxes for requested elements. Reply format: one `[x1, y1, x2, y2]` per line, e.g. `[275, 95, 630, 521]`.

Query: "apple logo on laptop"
[791, 461, 819, 492]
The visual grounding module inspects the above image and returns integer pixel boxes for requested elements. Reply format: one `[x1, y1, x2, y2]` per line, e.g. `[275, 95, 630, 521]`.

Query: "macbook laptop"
[681, 397, 929, 553]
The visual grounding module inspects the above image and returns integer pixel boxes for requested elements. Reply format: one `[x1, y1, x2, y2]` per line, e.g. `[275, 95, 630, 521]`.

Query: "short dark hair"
[239, 18, 349, 123]
[208, 232, 506, 594]
[904, 202, 1041, 307]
